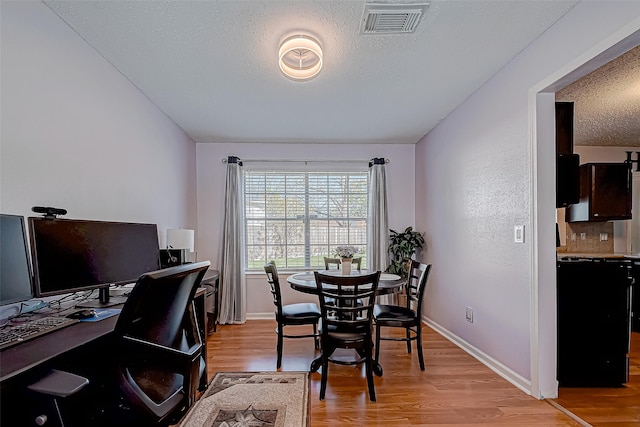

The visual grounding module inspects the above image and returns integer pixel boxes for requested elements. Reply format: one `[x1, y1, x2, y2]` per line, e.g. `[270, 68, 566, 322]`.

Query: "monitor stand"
[77, 287, 127, 308]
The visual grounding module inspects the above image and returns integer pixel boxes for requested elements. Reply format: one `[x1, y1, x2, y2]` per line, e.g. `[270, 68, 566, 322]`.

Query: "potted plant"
[386, 226, 425, 278]
[334, 245, 360, 275]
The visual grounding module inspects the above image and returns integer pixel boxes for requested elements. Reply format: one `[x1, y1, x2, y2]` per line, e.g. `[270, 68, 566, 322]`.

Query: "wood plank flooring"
[552, 331, 640, 426]
[205, 320, 581, 426]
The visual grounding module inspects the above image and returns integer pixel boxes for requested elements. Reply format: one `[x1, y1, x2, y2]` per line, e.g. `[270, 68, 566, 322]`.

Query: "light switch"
[514, 225, 524, 243]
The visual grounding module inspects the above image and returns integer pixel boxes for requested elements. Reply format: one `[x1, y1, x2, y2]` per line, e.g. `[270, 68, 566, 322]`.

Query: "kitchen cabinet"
[566, 163, 632, 222]
[557, 258, 632, 386]
[555, 102, 580, 208]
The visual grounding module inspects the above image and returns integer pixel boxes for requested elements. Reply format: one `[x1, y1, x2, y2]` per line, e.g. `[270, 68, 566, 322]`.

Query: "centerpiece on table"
[334, 245, 359, 275]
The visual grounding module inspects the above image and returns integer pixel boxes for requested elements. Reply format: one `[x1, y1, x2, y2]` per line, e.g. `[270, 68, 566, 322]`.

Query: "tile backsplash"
[565, 222, 614, 253]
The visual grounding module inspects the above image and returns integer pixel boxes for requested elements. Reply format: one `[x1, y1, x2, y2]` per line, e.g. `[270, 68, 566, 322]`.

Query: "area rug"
[179, 372, 310, 427]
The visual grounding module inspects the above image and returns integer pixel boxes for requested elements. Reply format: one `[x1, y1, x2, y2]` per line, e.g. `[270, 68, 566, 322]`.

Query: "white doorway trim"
[528, 21, 640, 399]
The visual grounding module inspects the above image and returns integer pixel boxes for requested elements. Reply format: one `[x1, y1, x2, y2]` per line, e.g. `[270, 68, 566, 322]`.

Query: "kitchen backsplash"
[565, 222, 614, 253]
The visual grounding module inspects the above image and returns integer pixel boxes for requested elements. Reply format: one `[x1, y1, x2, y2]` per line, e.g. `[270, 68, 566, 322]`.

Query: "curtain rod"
[221, 158, 389, 164]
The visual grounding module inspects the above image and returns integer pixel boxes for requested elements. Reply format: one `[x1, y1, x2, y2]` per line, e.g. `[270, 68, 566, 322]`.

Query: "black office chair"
[313, 271, 381, 401]
[374, 261, 431, 370]
[264, 261, 321, 370]
[83, 261, 210, 427]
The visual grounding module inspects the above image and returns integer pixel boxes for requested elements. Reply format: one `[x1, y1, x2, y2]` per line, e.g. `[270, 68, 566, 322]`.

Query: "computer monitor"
[0, 214, 34, 306]
[29, 217, 161, 307]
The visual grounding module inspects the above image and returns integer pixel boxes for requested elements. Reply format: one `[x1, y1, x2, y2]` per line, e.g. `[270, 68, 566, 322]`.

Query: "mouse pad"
[78, 308, 121, 322]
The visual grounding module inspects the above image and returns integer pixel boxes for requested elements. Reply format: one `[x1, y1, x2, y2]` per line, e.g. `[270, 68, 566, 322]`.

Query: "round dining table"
[286, 270, 404, 295]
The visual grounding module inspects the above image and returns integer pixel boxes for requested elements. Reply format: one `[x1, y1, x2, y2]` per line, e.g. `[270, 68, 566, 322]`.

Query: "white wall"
[1, 1, 197, 242]
[415, 0, 640, 396]
[196, 142, 416, 316]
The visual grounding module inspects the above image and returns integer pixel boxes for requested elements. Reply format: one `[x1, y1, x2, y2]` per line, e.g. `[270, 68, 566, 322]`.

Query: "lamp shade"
[166, 229, 195, 252]
[279, 35, 323, 81]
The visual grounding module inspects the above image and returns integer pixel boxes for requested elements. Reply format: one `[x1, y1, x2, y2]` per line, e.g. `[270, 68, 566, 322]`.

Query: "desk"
[0, 287, 209, 385]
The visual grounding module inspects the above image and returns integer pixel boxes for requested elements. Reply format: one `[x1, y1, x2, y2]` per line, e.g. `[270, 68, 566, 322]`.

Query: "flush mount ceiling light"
[279, 35, 323, 81]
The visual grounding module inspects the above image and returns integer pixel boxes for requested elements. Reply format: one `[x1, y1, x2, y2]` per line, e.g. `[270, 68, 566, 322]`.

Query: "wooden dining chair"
[374, 261, 431, 370]
[264, 261, 321, 369]
[324, 256, 362, 271]
[313, 270, 381, 401]
[324, 257, 341, 270]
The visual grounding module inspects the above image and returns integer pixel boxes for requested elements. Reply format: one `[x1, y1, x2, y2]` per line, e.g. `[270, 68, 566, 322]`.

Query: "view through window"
[245, 171, 368, 270]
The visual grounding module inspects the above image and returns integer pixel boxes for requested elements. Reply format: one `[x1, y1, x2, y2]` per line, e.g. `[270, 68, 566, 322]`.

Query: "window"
[245, 171, 368, 270]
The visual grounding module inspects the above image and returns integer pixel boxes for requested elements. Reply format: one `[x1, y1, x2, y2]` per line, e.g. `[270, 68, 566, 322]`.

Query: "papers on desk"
[78, 308, 121, 322]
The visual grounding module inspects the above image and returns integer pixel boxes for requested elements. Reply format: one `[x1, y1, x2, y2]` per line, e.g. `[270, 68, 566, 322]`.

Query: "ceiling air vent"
[360, 3, 429, 34]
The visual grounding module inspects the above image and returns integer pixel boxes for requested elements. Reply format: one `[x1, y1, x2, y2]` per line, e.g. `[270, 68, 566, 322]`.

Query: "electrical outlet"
[465, 307, 473, 323]
[600, 233, 608, 241]
[580, 232, 587, 241]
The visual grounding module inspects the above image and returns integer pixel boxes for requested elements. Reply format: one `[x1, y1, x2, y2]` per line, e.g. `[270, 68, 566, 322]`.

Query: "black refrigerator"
[557, 258, 633, 387]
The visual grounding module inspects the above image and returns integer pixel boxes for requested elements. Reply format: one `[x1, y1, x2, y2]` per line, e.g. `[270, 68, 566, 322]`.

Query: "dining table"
[287, 270, 404, 296]
[286, 269, 405, 375]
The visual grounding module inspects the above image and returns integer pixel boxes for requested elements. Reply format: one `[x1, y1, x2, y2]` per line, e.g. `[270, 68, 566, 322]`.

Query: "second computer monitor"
[29, 217, 161, 306]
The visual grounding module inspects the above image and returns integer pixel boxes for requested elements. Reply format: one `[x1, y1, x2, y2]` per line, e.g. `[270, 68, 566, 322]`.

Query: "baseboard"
[246, 312, 274, 320]
[424, 317, 533, 396]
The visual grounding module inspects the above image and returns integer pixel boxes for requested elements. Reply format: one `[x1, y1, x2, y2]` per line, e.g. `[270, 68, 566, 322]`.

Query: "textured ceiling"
[44, 0, 579, 145]
[557, 44, 640, 147]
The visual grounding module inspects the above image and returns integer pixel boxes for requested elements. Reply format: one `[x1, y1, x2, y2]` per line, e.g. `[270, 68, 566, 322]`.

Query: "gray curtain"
[368, 158, 391, 303]
[367, 158, 389, 272]
[219, 156, 246, 324]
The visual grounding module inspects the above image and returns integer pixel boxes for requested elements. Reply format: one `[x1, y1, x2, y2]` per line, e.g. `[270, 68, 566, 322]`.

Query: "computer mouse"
[68, 309, 97, 319]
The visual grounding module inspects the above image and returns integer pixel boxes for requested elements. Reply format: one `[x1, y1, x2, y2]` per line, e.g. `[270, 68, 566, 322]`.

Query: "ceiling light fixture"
[279, 35, 323, 81]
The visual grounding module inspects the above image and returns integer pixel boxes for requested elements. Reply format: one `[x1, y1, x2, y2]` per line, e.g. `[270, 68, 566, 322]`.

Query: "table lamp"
[166, 228, 195, 265]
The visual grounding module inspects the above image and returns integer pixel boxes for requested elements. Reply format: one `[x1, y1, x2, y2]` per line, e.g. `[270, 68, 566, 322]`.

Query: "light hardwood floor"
[552, 331, 640, 426]
[205, 320, 581, 426]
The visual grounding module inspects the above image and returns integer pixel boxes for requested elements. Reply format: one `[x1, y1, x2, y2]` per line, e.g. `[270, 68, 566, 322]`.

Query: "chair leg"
[406, 327, 412, 354]
[375, 323, 382, 363]
[416, 323, 425, 371]
[319, 353, 330, 400]
[276, 324, 284, 369]
[365, 343, 376, 402]
[313, 323, 320, 349]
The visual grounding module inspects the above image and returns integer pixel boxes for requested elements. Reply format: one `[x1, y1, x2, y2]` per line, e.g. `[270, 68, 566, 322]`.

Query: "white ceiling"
[44, 0, 580, 145]
[557, 44, 640, 147]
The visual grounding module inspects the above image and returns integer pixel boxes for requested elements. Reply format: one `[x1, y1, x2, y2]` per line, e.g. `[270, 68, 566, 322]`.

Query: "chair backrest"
[324, 257, 362, 271]
[112, 261, 210, 423]
[264, 261, 283, 319]
[324, 257, 341, 270]
[314, 271, 380, 332]
[115, 261, 210, 348]
[405, 261, 432, 314]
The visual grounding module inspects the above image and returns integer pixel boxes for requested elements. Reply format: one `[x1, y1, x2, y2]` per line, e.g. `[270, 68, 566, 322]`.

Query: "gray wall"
[1, 1, 197, 239]
[416, 0, 640, 398]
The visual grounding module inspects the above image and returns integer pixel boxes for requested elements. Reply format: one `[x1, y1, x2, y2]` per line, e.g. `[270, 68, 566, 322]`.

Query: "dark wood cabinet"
[555, 102, 580, 208]
[557, 259, 632, 386]
[555, 102, 574, 155]
[566, 162, 632, 222]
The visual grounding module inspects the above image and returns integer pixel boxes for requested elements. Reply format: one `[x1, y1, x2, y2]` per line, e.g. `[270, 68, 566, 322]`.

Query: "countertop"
[558, 252, 640, 260]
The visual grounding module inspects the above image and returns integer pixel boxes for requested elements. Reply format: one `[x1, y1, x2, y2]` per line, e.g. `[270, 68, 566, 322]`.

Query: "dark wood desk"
[1, 286, 209, 385]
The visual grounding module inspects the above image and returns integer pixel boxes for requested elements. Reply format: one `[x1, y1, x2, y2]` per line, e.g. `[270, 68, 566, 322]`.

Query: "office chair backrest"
[115, 261, 210, 349]
[406, 261, 432, 314]
[264, 261, 283, 319]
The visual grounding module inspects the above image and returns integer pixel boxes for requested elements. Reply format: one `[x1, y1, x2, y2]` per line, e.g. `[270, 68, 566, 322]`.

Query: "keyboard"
[0, 316, 79, 351]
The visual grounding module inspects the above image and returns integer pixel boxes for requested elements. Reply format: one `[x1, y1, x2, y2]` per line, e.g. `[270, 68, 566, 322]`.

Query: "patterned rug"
[179, 372, 310, 427]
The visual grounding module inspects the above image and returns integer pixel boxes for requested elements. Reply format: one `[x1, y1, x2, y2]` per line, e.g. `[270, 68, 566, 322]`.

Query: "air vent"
[360, 3, 429, 34]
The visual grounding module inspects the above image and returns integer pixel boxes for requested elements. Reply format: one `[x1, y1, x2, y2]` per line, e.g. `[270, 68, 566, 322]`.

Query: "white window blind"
[244, 170, 368, 270]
